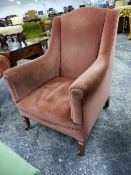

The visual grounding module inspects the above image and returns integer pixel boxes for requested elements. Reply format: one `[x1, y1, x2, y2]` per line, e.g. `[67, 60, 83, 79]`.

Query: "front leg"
[23, 117, 30, 130]
[103, 97, 110, 109]
[77, 141, 85, 156]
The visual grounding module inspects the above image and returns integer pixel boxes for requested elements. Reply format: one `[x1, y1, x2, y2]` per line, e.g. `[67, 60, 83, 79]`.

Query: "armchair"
[3, 7, 119, 155]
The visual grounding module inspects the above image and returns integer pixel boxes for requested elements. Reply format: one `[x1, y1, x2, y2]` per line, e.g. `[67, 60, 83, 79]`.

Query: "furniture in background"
[63, 6, 68, 13]
[115, 5, 131, 39]
[79, 5, 86, 8]
[3, 7, 119, 156]
[40, 16, 51, 33]
[0, 34, 8, 49]
[117, 15, 129, 33]
[10, 17, 23, 25]
[0, 25, 23, 35]
[6, 15, 17, 26]
[25, 10, 38, 21]
[47, 8, 64, 21]
[0, 25, 26, 49]
[63, 5, 74, 14]
[0, 18, 7, 27]
[0, 55, 10, 78]
[0, 15, 17, 27]
[0, 42, 43, 67]
[115, 0, 128, 6]
[0, 141, 41, 175]
[47, 8, 57, 20]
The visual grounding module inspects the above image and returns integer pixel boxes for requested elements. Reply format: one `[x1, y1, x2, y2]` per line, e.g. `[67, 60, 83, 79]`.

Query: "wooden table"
[0, 42, 43, 67]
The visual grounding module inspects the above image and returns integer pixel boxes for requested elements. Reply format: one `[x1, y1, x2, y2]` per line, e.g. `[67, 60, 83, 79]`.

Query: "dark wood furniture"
[6, 15, 17, 26]
[23, 18, 40, 23]
[0, 34, 8, 49]
[0, 42, 43, 67]
[0, 32, 26, 50]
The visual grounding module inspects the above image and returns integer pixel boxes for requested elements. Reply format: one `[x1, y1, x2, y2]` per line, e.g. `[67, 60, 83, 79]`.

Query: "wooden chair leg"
[103, 97, 110, 109]
[23, 117, 30, 130]
[77, 142, 85, 156]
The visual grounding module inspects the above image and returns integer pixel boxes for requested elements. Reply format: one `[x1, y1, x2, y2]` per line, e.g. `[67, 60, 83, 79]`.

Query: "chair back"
[60, 7, 106, 78]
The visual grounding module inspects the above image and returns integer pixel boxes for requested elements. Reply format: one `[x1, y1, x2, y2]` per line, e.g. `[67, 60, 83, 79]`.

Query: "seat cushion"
[17, 77, 81, 129]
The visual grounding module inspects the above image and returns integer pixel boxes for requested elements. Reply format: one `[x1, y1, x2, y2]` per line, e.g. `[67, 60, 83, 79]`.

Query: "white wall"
[0, 0, 114, 18]
[0, 2, 44, 18]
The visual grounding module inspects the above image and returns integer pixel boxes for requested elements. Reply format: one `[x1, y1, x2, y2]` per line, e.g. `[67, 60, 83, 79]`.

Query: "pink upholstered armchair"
[3, 7, 119, 155]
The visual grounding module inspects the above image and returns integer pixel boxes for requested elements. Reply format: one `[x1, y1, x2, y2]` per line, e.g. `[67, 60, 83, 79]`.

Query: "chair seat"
[18, 77, 81, 130]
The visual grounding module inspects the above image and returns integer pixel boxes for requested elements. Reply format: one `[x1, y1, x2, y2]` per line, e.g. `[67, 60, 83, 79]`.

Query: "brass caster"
[103, 97, 110, 109]
[23, 117, 30, 130]
[77, 141, 85, 156]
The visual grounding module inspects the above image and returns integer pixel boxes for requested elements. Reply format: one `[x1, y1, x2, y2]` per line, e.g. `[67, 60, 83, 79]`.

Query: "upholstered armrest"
[69, 56, 109, 125]
[3, 53, 59, 103]
[3, 16, 61, 103]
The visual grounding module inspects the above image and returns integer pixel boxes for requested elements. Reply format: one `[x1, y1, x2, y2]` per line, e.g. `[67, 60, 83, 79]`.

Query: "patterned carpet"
[0, 33, 131, 175]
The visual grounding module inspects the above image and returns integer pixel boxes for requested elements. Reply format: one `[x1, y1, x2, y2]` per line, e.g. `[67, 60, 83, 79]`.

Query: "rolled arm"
[3, 16, 61, 103]
[69, 56, 109, 125]
[69, 10, 119, 126]
[3, 53, 59, 103]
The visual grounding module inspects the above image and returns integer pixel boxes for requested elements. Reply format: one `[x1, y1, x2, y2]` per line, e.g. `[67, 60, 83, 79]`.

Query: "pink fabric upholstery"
[3, 7, 119, 142]
[4, 16, 61, 103]
[19, 109, 85, 142]
[70, 9, 119, 125]
[17, 77, 81, 130]
[0, 55, 10, 78]
[60, 8, 106, 78]
[69, 57, 108, 125]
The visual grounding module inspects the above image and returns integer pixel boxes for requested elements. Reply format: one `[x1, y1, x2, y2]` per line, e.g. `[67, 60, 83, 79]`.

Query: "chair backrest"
[61, 8, 106, 78]
[60, 7, 107, 78]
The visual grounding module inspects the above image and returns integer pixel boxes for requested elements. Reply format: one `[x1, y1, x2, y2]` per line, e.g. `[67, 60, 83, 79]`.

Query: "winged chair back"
[47, 7, 118, 79]
[60, 8, 106, 78]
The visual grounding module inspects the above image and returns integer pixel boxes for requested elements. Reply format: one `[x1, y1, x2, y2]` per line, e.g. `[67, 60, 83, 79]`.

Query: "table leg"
[122, 17, 126, 32]
[17, 32, 27, 46]
[0, 34, 8, 49]
[11, 60, 17, 67]
[128, 16, 131, 40]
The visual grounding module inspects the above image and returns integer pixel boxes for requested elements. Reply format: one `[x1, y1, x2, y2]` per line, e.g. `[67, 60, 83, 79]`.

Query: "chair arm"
[3, 53, 59, 103]
[69, 57, 108, 125]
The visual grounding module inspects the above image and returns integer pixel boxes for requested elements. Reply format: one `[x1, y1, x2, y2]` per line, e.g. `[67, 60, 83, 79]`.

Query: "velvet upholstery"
[60, 8, 106, 78]
[17, 77, 81, 130]
[3, 7, 119, 143]
[0, 55, 10, 78]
